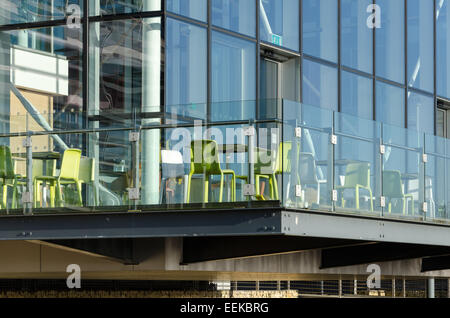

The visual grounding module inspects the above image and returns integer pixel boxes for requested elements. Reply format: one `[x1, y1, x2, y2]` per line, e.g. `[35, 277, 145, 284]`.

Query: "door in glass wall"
[437, 100, 450, 138]
[259, 50, 300, 120]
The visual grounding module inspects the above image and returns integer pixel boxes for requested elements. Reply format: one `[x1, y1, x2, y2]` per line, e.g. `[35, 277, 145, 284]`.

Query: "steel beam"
[282, 211, 450, 247]
[422, 255, 450, 272]
[181, 236, 363, 264]
[321, 243, 450, 269]
[0, 209, 282, 241]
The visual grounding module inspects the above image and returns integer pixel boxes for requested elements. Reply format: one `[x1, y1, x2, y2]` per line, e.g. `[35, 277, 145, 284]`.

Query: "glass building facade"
[0, 0, 449, 224]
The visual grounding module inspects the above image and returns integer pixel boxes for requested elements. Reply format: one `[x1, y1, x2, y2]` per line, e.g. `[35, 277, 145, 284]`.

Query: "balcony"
[1, 98, 450, 249]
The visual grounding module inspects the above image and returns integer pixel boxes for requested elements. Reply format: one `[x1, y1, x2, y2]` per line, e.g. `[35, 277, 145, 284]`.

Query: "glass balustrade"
[0, 99, 448, 226]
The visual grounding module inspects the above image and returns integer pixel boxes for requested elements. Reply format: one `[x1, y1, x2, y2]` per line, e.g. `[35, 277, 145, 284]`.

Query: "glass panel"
[341, 0, 373, 73]
[0, 0, 82, 25]
[437, 0, 450, 99]
[0, 135, 27, 214]
[283, 100, 333, 211]
[212, 0, 256, 37]
[211, 31, 256, 121]
[145, 122, 253, 206]
[407, 91, 435, 135]
[260, 0, 299, 51]
[302, 59, 338, 111]
[425, 134, 447, 220]
[334, 112, 381, 215]
[166, 0, 206, 22]
[166, 18, 207, 107]
[382, 124, 422, 218]
[90, 0, 152, 15]
[376, 0, 405, 84]
[89, 18, 162, 116]
[375, 81, 405, 128]
[0, 25, 83, 134]
[303, 0, 338, 62]
[407, 0, 434, 93]
[341, 71, 373, 120]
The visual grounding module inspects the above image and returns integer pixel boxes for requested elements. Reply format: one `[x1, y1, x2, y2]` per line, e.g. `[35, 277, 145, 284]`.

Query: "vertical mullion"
[405, 0, 408, 129]
[207, 0, 212, 123]
[256, 0, 260, 120]
[299, 0, 303, 103]
[338, 0, 341, 113]
[434, 0, 438, 136]
[373, 0, 377, 122]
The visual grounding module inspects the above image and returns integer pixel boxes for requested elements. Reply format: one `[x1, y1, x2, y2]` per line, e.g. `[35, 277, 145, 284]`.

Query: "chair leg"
[56, 180, 63, 207]
[204, 175, 209, 203]
[76, 182, 83, 206]
[187, 173, 193, 204]
[218, 173, 224, 203]
[369, 189, 374, 212]
[355, 186, 360, 210]
[273, 174, 279, 201]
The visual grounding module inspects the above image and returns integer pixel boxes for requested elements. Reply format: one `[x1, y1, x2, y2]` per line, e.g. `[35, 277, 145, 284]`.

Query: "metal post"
[392, 278, 396, 298]
[24, 136, 33, 215]
[403, 278, 407, 298]
[428, 278, 435, 298]
[141, 0, 162, 205]
[338, 279, 342, 298]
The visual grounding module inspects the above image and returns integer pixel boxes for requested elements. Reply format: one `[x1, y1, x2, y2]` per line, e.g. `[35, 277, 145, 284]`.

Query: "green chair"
[187, 140, 236, 203]
[31, 159, 57, 208]
[0, 145, 21, 209]
[383, 170, 414, 215]
[336, 162, 374, 211]
[34, 149, 82, 207]
[78, 157, 98, 206]
[254, 142, 293, 201]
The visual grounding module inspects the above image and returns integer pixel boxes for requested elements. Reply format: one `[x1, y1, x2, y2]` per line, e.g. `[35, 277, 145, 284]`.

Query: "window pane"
[167, 0, 206, 22]
[260, 0, 299, 51]
[302, 59, 338, 111]
[376, 0, 405, 84]
[0, 25, 83, 133]
[1, 0, 82, 25]
[303, 0, 338, 62]
[89, 18, 162, 115]
[376, 81, 405, 127]
[166, 18, 207, 108]
[212, 0, 255, 37]
[341, 0, 373, 73]
[90, 0, 151, 15]
[437, 0, 450, 98]
[408, 0, 434, 93]
[341, 71, 373, 120]
[407, 91, 434, 134]
[211, 31, 256, 121]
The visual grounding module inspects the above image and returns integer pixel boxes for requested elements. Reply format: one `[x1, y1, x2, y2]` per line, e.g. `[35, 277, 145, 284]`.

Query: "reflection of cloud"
[408, 58, 421, 98]
[437, 0, 445, 20]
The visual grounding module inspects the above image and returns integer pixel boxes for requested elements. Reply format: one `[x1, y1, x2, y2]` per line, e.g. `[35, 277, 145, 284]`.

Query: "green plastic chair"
[30, 159, 57, 208]
[0, 145, 21, 209]
[78, 157, 98, 206]
[187, 140, 236, 203]
[254, 142, 293, 201]
[336, 162, 374, 211]
[34, 149, 82, 207]
[383, 170, 414, 215]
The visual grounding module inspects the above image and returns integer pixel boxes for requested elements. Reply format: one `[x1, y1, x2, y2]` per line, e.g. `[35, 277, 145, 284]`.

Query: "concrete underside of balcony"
[0, 207, 449, 279]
